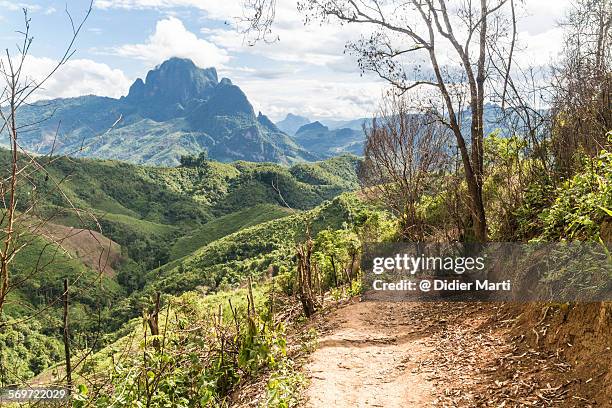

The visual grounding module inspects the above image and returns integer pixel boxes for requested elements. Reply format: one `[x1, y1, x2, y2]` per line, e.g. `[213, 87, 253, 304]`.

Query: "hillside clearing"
[37, 222, 122, 276]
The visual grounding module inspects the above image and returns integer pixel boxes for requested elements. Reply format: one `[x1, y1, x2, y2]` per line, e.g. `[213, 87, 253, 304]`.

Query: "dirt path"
[305, 300, 436, 407]
[303, 300, 600, 407]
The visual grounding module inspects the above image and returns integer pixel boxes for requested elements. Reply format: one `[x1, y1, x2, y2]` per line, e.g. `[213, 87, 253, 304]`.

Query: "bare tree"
[244, 0, 521, 241]
[359, 94, 450, 240]
[0, 3, 136, 394]
[0, 3, 100, 314]
[241, 0, 279, 44]
[550, 0, 611, 175]
[295, 230, 318, 317]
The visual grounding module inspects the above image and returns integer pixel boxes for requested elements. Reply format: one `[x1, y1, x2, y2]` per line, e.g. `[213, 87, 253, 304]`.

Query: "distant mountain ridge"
[274, 114, 369, 157]
[275, 105, 527, 160]
[321, 117, 372, 131]
[297, 121, 328, 133]
[7, 58, 314, 166]
[293, 121, 365, 158]
[276, 113, 311, 135]
[5, 58, 517, 166]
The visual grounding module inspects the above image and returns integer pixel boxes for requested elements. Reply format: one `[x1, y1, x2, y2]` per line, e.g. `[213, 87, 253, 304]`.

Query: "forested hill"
[0, 149, 364, 382]
[0, 149, 360, 266]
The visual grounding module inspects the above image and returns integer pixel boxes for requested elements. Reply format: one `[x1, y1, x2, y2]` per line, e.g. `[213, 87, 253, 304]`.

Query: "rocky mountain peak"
[125, 57, 218, 105]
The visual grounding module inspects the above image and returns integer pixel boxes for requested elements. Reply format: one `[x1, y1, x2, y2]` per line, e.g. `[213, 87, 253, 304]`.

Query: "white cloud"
[201, 1, 376, 71]
[111, 17, 230, 68]
[516, 27, 564, 68]
[518, 0, 571, 35]
[208, 24, 361, 68]
[3, 55, 132, 101]
[94, 0, 241, 19]
[237, 74, 385, 121]
[0, 1, 41, 12]
[95, 0, 202, 9]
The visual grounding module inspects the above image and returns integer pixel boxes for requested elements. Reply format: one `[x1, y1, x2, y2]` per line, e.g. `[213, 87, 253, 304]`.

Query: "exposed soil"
[303, 299, 611, 407]
[38, 222, 122, 276]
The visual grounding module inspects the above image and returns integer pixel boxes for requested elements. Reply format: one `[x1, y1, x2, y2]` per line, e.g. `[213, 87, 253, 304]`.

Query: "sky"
[0, 0, 571, 121]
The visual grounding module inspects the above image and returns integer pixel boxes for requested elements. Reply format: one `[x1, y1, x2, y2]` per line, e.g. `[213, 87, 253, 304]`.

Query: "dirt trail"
[304, 300, 601, 407]
[305, 301, 436, 407]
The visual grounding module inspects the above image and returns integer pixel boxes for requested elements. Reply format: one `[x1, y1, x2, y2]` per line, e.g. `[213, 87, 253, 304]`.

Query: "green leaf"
[598, 205, 612, 217]
[77, 383, 88, 395]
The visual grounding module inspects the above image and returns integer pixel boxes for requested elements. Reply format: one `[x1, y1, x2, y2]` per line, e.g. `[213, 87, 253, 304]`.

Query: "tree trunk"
[453, 126, 487, 242]
[62, 279, 72, 396]
[330, 256, 338, 287]
[147, 292, 161, 351]
[427, 43, 487, 242]
[296, 240, 317, 317]
[471, 0, 489, 242]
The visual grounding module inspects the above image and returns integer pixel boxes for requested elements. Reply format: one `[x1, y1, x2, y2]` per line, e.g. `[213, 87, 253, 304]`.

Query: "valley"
[0, 150, 366, 387]
[1, 139, 608, 406]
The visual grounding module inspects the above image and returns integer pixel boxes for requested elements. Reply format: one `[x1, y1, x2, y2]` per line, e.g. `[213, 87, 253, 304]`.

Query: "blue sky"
[0, 0, 570, 121]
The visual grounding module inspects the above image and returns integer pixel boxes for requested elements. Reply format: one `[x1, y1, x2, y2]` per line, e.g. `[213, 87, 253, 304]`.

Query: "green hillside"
[145, 194, 369, 296]
[169, 204, 293, 260]
[0, 151, 359, 219]
[1, 225, 122, 384]
[0, 149, 362, 386]
[38, 190, 393, 407]
[0, 150, 360, 269]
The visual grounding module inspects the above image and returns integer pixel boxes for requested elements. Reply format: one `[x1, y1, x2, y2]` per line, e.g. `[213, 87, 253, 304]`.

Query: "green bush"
[78, 290, 290, 407]
[526, 144, 612, 241]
